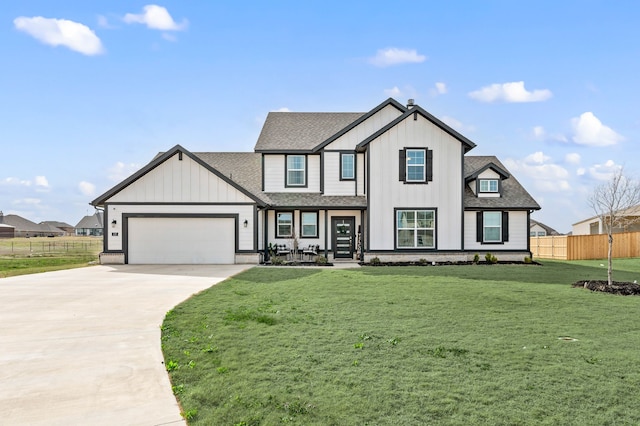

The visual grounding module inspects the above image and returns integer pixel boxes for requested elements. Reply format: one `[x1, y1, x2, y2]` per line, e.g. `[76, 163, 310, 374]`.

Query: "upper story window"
[479, 179, 499, 193]
[399, 148, 432, 184]
[340, 153, 355, 180]
[406, 149, 425, 182]
[286, 155, 306, 187]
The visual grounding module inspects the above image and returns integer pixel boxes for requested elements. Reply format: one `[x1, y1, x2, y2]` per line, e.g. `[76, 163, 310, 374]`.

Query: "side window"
[340, 153, 355, 180]
[476, 211, 509, 243]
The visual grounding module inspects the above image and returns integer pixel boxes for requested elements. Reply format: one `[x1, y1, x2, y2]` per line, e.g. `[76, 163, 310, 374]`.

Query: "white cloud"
[369, 48, 426, 67]
[468, 81, 552, 103]
[273, 107, 290, 112]
[14, 16, 104, 55]
[504, 152, 571, 192]
[571, 112, 624, 147]
[108, 162, 141, 182]
[434, 82, 447, 94]
[12, 198, 42, 206]
[588, 159, 622, 181]
[161, 32, 177, 42]
[532, 126, 545, 139]
[565, 153, 581, 165]
[78, 181, 96, 196]
[123, 5, 188, 31]
[2, 177, 31, 187]
[384, 86, 402, 97]
[34, 176, 49, 187]
[577, 168, 586, 176]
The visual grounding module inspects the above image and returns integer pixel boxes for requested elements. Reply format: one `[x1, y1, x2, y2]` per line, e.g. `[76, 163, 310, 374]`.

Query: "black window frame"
[478, 178, 500, 194]
[299, 211, 319, 238]
[395, 208, 437, 249]
[476, 211, 509, 244]
[275, 211, 294, 238]
[285, 154, 308, 188]
[399, 147, 433, 184]
[340, 152, 356, 181]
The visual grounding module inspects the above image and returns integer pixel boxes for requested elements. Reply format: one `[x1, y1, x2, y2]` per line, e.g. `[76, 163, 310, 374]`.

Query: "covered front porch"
[262, 208, 366, 262]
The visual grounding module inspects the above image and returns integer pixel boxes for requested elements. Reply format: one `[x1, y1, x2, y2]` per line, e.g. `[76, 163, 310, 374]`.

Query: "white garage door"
[128, 217, 235, 264]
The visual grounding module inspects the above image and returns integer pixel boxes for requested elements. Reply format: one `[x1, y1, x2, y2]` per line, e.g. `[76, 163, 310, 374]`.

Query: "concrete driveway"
[0, 264, 252, 426]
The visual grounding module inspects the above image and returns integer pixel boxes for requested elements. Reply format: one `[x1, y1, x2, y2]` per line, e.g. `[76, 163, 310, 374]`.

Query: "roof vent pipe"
[407, 99, 415, 108]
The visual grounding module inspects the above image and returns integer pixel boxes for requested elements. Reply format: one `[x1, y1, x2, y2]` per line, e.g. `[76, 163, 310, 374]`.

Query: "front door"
[332, 217, 355, 259]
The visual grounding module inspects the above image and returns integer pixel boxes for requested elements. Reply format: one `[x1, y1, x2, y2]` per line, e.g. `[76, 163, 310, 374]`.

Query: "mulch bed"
[572, 280, 640, 296]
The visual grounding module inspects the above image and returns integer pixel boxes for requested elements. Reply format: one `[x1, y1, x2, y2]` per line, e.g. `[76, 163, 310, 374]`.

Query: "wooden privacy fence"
[531, 231, 640, 260]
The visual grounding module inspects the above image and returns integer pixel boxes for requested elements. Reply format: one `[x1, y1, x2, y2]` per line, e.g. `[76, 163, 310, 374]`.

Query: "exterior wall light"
[243, 219, 248, 228]
[111, 219, 117, 228]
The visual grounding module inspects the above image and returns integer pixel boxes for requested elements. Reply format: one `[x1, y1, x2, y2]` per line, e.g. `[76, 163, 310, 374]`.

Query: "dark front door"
[332, 217, 355, 259]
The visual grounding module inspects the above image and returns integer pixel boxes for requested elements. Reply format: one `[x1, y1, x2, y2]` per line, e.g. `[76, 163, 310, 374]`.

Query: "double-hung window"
[483, 211, 502, 242]
[406, 149, 426, 182]
[396, 209, 435, 248]
[300, 212, 318, 238]
[286, 155, 306, 187]
[340, 153, 355, 180]
[276, 212, 293, 238]
[479, 179, 499, 193]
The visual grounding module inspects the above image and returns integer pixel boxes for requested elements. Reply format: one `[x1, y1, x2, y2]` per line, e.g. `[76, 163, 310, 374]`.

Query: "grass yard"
[162, 259, 640, 425]
[0, 237, 101, 278]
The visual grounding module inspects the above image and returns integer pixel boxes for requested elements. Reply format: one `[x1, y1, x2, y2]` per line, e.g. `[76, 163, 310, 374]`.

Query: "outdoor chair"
[302, 244, 319, 260]
[276, 244, 291, 258]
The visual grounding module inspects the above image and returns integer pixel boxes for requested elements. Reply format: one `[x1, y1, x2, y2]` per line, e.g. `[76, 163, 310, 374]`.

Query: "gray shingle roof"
[75, 212, 103, 229]
[264, 193, 366, 208]
[254, 112, 365, 152]
[192, 152, 270, 204]
[464, 156, 540, 210]
[0, 214, 47, 232]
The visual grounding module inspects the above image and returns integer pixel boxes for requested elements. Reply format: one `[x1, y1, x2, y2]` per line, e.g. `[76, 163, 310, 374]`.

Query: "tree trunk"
[608, 233, 613, 286]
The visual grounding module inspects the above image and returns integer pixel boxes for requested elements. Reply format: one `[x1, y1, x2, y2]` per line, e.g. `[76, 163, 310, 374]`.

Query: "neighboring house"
[91, 98, 540, 265]
[572, 205, 640, 235]
[0, 212, 51, 237]
[530, 219, 562, 237]
[41, 221, 74, 236]
[0, 223, 15, 239]
[75, 212, 104, 236]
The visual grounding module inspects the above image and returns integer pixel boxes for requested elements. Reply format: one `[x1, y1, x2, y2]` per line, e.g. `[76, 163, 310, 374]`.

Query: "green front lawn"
[162, 260, 640, 425]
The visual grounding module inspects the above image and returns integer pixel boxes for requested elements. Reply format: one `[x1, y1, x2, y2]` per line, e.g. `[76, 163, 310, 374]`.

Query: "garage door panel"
[128, 217, 235, 264]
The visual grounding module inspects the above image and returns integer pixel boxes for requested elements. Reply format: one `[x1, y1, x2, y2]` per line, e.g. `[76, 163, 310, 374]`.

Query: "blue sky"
[1, 1, 639, 233]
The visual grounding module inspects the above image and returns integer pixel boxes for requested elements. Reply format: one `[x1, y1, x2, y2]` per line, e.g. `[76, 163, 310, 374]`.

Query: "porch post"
[324, 209, 328, 258]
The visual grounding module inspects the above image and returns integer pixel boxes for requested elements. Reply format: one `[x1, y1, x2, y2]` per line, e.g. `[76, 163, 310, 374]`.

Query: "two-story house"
[91, 98, 540, 264]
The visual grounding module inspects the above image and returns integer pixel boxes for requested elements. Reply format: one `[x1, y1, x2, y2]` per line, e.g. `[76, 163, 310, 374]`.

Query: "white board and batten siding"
[108, 153, 255, 204]
[367, 115, 465, 251]
[103, 152, 258, 263]
[463, 210, 529, 251]
[263, 155, 321, 192]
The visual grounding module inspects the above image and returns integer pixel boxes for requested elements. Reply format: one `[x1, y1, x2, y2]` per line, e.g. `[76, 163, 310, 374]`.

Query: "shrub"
[315, 255, 328, 265]
[473, 253, 480, 264]
[524, 256, 533, 264]
[485, 253, 498, 264]
[370, 257, 381, 265]
[418, 258, 428, 265]
[271, 256, 284, 265]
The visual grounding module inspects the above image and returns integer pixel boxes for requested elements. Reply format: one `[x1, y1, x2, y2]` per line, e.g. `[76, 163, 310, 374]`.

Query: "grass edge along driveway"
[162, 260, 640, 425]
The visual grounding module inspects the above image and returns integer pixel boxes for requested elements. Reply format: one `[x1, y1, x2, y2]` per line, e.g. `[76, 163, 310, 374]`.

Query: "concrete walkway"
[0, 264, 251, 426]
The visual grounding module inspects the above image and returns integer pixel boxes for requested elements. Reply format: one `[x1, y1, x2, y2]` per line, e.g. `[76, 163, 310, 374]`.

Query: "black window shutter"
[476, 212, 483, 242]
[502, 212, 509, 242]
[399, 149, 406, 181]
[426, 149, 433, 182]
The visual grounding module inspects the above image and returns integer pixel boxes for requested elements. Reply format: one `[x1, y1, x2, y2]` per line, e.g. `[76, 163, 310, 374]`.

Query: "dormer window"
[479, 179, 499, 193]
